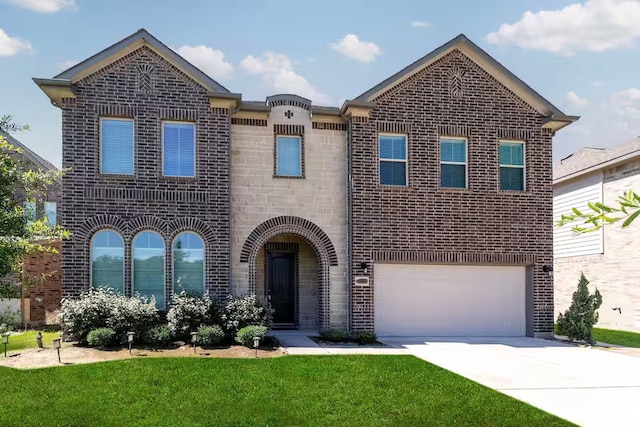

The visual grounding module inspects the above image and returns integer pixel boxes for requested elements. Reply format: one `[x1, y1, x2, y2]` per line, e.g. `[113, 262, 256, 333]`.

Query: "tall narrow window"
[173, 232, 205, 296]
[440, 137, 467, 188]
[91, 230, 124, 293]
[276, 136, 302, 177]
[500, 141, 525, 191]
[24, 200, 36, 224]
[132, 231, 166, 309]
[44, 201, 57, 226]
[163, 122, 195, 177]
[379, 134, 407, 186]
[101, 118, 134, 175]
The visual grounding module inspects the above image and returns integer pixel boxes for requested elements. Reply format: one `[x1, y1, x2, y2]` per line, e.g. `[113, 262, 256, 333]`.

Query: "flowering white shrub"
[166, 291, 219, 338]
[58, 288, 158, 341]
[221, 294, 273, 335]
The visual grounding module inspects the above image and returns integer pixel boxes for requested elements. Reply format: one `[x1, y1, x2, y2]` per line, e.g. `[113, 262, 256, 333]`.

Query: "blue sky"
[1, 0, 639, 167]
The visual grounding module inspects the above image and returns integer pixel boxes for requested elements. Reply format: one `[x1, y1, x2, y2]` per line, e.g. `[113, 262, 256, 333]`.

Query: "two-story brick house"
[35, 29, 576, 337]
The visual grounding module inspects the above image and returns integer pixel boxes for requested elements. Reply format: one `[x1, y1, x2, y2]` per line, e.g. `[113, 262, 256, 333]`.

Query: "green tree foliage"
[556, 272, 603, 343]
[0, 115, 69, 298]
[557, 190, 640, 233]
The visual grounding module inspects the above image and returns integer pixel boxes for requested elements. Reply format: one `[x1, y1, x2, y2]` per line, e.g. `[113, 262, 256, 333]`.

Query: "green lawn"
[0, 356, 571, 426]
[2, 330, 61, 352]
[593, 328, 640, 348]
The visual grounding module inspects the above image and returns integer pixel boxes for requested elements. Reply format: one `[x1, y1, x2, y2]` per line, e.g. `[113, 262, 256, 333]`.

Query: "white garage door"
[374, 264, 526, 336]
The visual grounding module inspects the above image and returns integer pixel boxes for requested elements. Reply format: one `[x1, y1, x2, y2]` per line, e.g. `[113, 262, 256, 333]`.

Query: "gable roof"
[0, 129, 59, 174]
[352, 34, 578, 132]
[554, 138, 640, 184]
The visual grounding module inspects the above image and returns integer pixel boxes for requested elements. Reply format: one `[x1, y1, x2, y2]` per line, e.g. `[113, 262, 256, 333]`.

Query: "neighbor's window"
[101, 118, 134, 175]
[132, 231, 166, 309]
[379, 134, 407, 186]
[91, 230, 125, 294]
[500, 141, 525, 191]
[173, 232, 205, 296]
[24, 200, 36, 224]
[44, 201, 57, 226]
[440, 137, 467, 188]
[163, 122, 195, 177]
[276, 135, 302, 177]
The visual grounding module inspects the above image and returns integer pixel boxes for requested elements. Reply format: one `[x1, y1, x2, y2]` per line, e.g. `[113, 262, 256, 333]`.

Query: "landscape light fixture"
[127, 332, 135, 354]
[253, 336, 261, 358]
[2, 334, 8, 357]
[191, 331, 198, 354]
[53, 338, 61, 363]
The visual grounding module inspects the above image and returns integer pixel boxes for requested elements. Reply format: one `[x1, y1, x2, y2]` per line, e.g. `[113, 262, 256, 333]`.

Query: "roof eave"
[542, 114, 581, 132]
[32, 78, 75, 107]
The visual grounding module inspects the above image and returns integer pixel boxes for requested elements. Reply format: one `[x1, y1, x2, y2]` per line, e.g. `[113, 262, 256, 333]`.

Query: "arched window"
[91, 230, 124, 293]
[173, 232, 205, 296]
[132, 231, 166, 309]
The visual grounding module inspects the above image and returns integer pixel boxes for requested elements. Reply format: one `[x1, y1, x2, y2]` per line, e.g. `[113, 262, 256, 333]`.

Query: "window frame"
[379, 133, 408, 187]
[499, 140, 526, 191]
[439, 136, 468, 189]
[90, 229, 125, 294]
[131, 230, 167, 310]
[275, 134, 303, 178]
[172, 231, 206, 295]
[99, 117, 135, 176]
[162, 121, 196, 178]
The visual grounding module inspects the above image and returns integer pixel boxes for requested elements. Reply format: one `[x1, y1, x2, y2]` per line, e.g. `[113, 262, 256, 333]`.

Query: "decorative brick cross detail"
[284, 110, 294, 119]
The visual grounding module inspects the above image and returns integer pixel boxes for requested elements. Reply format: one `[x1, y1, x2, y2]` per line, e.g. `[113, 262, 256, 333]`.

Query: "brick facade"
[59, 46, 231, 301]
[349, 50, 555, 336]
[23, 240, 62, 326]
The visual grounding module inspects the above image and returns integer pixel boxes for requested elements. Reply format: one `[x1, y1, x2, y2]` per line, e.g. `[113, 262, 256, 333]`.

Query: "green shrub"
[557, 272, 603, 343]
[166, 292, 219, 338]
[319, 329, 351, 342]
[198, 325, 225, 346]
[145, 324, 174, 348]
[221, 294, 274, 335]
[235, 325, 268, 347]
[58, 288, 158, 341]
[0, 308, 21, 331]
[86, 327, 117, 348]
[354, 332, 377, 344]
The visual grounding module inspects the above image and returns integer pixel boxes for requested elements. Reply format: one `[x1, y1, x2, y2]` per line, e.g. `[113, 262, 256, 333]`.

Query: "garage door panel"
[374, 264, 526, 337]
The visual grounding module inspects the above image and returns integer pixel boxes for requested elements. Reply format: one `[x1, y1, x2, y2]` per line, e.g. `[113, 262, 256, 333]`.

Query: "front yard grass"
[2, 330, 61, 352]
[593, 327, 640, 348]
[0, 355, 571, 426]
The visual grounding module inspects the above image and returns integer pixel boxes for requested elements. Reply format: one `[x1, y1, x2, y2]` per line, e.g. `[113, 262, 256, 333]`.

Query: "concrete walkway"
[270, 330, 407, 355]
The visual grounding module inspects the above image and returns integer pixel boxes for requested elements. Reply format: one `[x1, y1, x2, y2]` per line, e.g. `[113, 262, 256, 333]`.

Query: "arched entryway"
[240, 216, 338, 330]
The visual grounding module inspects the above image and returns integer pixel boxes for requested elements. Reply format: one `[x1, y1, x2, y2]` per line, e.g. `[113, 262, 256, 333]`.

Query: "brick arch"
[240, 216, 337, 330]
[126, 215, 168, 239]
[77, 214, 128, 241]
[166, 217, 216, 244]
[240, 216, 338, 266]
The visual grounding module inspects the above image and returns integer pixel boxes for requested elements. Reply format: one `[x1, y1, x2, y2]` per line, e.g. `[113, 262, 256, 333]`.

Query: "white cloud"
[0, 28, 31, 56]
[241, 52, 332, 104]
[411, 21, 430, 28]
[329, 34, 382, 62]
[56, 59, 77, 70]
[590, 80, 605, 88]
[7, 0, 75, 13]
[609, 87, 640, 119]
[485, 0, 640, 55]
[566, 91, 589, 107]
[174, 45, 233, 79]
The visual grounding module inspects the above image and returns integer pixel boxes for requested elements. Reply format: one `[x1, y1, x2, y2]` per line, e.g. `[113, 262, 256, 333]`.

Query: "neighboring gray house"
[35, 29, 576, 337]
[554, 139, 640, 332]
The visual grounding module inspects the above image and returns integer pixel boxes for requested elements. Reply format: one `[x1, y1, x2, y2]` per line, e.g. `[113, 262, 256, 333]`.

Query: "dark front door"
[267, 252, 295, 325]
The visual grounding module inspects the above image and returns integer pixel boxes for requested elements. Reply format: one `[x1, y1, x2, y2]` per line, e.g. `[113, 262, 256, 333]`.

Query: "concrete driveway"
[380, 337, 640, 427]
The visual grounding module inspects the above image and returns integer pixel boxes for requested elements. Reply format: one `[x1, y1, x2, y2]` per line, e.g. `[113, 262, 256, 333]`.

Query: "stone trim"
[497, 129, 531, 140]
[232, 117, 268, 127]
[370, 251, 537, 265]
[437, 125, 470, 137]
[267, 95, 311, 110]
[312, 122, 347, 131]
[273, 124, 305, 179]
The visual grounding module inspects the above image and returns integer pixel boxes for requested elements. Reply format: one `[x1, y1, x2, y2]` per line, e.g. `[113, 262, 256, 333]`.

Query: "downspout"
[346, 119, 353, 333]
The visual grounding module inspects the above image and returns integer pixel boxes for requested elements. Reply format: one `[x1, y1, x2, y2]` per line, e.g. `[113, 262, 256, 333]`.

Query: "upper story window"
[173, 232, 205, 296]
[440, 137, 467, 189]
[276, 135, 302, 177]
[91, 229, 125, 294]
[24, 200, 36, 224]
[379, 134, 407, 186]
[163, 122, 195, 177]
[44, 201, 57, 226]
[101, 118, 134, 175]
[500, 141, 525, 191]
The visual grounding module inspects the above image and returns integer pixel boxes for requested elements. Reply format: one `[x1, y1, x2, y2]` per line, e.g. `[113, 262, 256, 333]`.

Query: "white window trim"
[131, 230, 167, 309]
[172, 231, 206, 294]
[162, 121, 197, 178]
[439, 136, 468, 189]
[99, 117, 135, 175]
[379, 133, 408, 186]
[90, 229, 125, 292]
[499, 140, 526, 191]
[275, 134, 302, 177]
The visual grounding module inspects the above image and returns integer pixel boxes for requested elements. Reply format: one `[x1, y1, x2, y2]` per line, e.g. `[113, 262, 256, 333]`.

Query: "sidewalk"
[270, 330, 407, 355]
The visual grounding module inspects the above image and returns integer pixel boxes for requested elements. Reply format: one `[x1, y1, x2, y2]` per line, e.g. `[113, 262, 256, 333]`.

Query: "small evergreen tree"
[556, 272, 603, 343]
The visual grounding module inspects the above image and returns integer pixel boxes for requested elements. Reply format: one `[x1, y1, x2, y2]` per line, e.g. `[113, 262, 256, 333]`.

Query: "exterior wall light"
[360, 262, 369, 274]
[542, 265, 554, 277]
